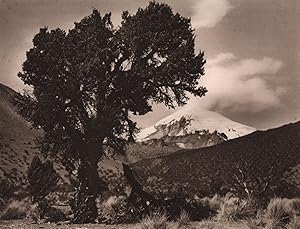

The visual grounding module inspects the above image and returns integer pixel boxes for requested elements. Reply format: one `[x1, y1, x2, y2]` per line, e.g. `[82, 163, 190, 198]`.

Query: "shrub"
[201, 194, 224, 212]
[245, 220, 259, 229]
[286, 217, 300, 229]
[216, 194, 257, 221]
[0, 178, 15, 199]
[27, 200, 66, 223]
[173, 210, 190, 229]
[264, 198, 296, 228]
[161, 195, 214, 221]
[99, 195, 128, 223]
[103, 195, 126, 209]
[289, 198, 300, 215]
[39, 201, 66, 222]
[27, 202, 40, 222]
[0, 199, 31, 220]
[138, 212, 168, 229]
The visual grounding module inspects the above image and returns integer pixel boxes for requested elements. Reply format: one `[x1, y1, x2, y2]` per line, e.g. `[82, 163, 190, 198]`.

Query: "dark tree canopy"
[17, 1, 206, 223]
[117, 3, 206, 109]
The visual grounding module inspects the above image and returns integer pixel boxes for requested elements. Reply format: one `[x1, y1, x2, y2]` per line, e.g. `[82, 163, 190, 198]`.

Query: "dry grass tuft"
[289, 198, 300, 214]
[201, 194, 224, 212]
[215, 194, 256, 221]
[173, 210, 190, 229]
[138, 212, 168, 229]
[264, 198, 296, 228]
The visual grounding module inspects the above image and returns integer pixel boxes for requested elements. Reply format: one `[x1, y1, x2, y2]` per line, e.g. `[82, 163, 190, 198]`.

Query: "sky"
[0, 0, 299, 130]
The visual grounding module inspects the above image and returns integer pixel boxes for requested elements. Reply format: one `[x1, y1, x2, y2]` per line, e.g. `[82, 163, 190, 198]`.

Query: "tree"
[16, 1, 206, 223]
[27, 156, 59, 202]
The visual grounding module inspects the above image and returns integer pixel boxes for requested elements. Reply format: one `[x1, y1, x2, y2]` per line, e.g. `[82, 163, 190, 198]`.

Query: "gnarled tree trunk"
[122, 163, 156, 212]
[72, 141, 103, 223]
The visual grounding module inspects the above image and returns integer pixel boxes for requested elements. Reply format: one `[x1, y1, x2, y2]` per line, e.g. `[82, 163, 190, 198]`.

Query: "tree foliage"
[17, 2, 206, 159]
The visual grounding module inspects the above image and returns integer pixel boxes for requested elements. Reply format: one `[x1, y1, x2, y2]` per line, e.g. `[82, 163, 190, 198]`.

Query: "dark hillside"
[133, 121, 300, 198]
[0, 83, 42, 182]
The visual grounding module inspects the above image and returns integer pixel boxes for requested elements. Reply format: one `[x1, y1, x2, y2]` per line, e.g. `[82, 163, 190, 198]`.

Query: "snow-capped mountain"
[137, 105, 256, 143]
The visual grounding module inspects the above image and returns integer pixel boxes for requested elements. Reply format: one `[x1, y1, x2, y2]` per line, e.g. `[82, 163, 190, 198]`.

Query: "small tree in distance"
[27, 156, 59, 202]
[16, 1, 207, 223]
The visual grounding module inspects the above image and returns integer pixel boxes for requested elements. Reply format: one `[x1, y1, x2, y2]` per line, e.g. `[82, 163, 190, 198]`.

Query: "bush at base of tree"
[36, 200, 67, 223]
[0, 199, 31, 220]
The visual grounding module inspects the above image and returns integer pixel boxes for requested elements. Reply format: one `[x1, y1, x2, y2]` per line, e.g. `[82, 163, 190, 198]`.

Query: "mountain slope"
[0, 84, 42, 182]
[133, 121, 300, 197]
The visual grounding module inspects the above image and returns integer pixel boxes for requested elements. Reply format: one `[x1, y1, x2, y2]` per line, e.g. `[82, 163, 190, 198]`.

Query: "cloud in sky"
[191, 0, 233, 29]
[193, 53, 284, 113]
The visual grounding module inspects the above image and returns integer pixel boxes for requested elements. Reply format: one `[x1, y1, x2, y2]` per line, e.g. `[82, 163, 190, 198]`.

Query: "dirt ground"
[0, 220, 135, 229]
[0, 220, 257, 229]
[0, 220, 207, 229]
[0, 219, 268, 229]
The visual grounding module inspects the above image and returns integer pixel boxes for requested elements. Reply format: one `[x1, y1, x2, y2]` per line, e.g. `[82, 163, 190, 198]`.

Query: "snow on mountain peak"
[137, 106, 256, 141]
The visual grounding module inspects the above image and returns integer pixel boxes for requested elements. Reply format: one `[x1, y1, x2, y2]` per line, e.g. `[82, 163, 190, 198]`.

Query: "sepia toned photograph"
[0, 0, 299, 228]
